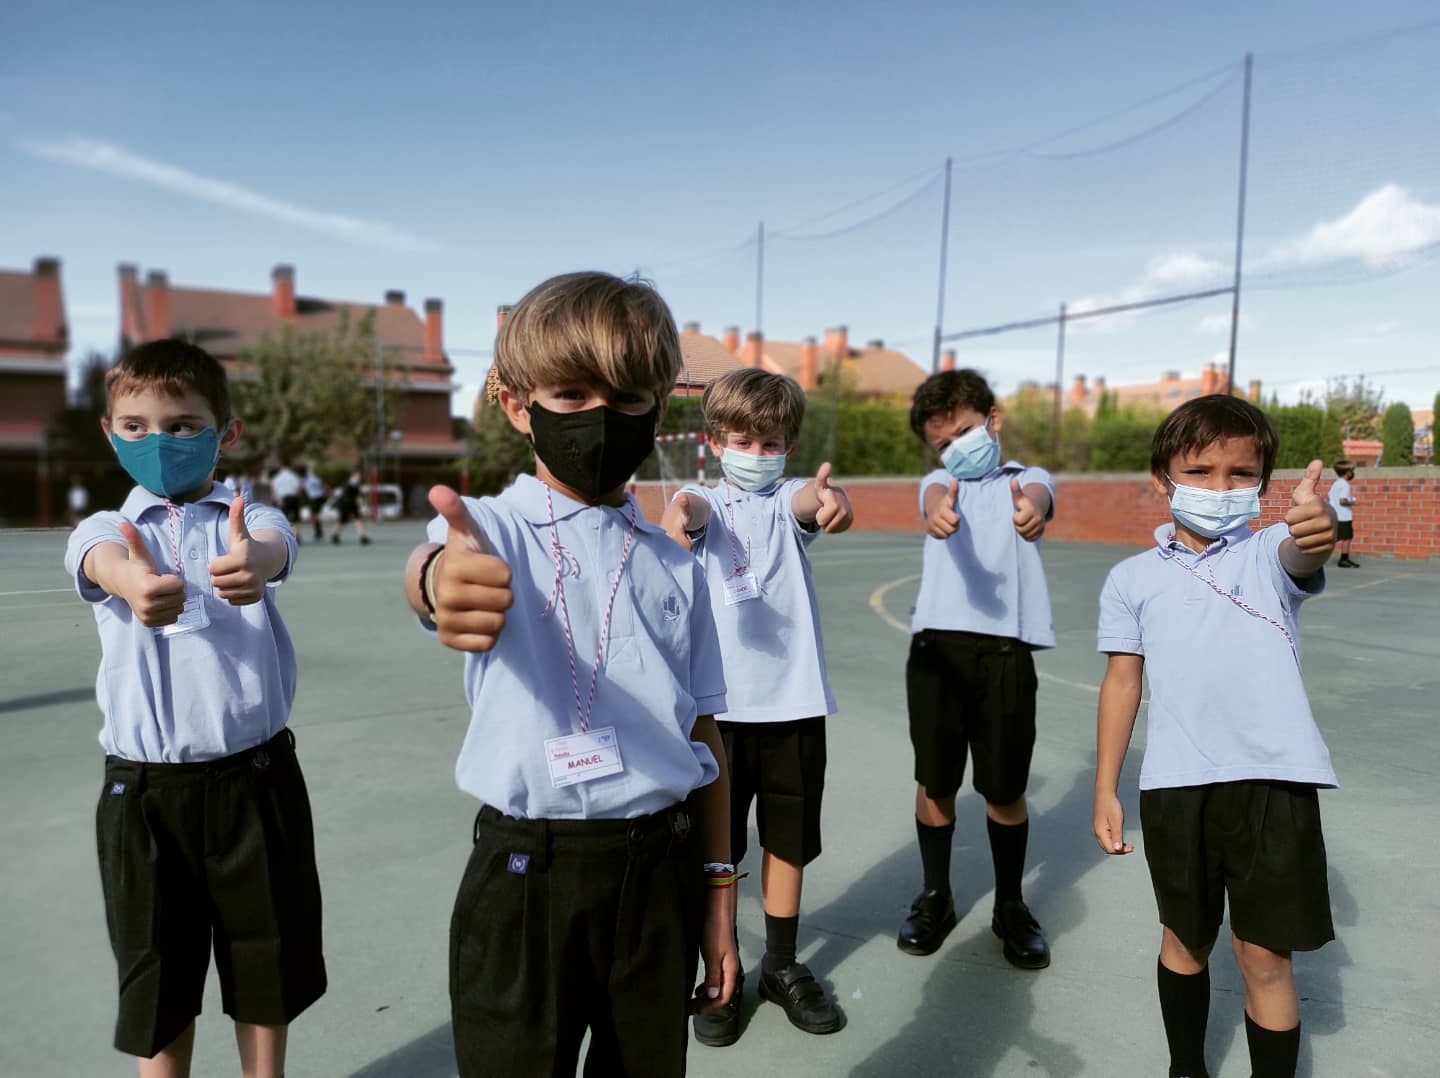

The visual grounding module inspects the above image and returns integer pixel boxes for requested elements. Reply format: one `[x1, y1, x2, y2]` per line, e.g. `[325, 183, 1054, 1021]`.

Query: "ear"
[100, 416, 113, 440]
[785, 444, 798, 458]
[988, 406, 1003, 435]
[706, 435, 725, 457]
[499, 386, 531, 436]
[1150, 471, 1170, 497]
[219, 417, 243, 452]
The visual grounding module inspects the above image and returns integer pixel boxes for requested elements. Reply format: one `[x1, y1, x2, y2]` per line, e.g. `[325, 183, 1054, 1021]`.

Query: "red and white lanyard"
[1168, 538, 1297, 658]
[541, 487, 637, 734]
[721, 484, 753, 580]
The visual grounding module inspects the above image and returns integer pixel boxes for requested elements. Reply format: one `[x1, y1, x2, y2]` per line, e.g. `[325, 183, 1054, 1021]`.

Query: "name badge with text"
[545, 726, 625, 788]
[159, 593, 210, 638]
[723, 571, 760, 607]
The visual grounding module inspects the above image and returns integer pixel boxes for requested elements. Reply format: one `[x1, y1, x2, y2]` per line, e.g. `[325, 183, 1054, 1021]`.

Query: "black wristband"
[418, 545, 444, 616]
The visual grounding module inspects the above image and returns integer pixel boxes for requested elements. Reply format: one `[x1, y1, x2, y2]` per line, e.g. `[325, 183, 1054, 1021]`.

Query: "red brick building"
[0, 257, 69, 524]
[119, 263, 463, 496]
[725, 323, 926, 399]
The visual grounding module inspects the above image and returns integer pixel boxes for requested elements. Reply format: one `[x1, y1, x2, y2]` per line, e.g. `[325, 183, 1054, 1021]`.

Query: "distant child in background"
[897, 368, 1056, 970]
[68, 477, 90, 526]
[303, 467, 327, 543]
[65, 338, 325, 1077]
[661, 368, 853, 1046]
[1328, 459, 1358, 567]
[270, 464, 304, 542]
[1093, 395, 1338, 1078]
[331, 469, 370, 545]
[401, 271, 737, 1077]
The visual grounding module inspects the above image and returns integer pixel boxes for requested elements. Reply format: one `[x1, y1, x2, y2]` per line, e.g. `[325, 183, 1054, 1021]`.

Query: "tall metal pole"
[370, 337, 382, 523]
[1226, 53, 1253, 395]
[1053, 303, 1067, 463]
[755, 221, 765, 336]
[932, 157, 953, 372]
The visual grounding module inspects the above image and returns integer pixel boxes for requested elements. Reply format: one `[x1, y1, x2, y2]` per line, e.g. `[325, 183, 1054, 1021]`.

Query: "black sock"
[762, 913, 798, 972]
[916, 819, 954, 895]
[1245, 1013, 1300, 1078]
[986, 816, 1028, 904]
[1157, 960, 1210, 1078]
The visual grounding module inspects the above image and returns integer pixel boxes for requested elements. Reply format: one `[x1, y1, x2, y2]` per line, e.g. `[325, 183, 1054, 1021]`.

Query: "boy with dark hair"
[1328, 458, 1358, 567]
[65, 338, 325, 1076]
[661, 367, 853, 1046]
[1093, 394, 1338, 1078]
[402, 272, 738, 1076]
[897, 368, 1056, 968]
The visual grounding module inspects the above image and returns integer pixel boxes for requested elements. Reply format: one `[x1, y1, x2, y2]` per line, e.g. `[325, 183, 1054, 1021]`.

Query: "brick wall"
[631, 466, 1440, 559]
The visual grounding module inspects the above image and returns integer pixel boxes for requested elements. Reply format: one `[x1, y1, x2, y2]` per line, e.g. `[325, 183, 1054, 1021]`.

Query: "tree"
[1088, 392, 1164, 472]
[1267, 401, 1326, 468]
[1319, 406, 1345, 467]
[1324, 375, 1384, 441]
[464, 380, 535, 495]
[46, 351, 130, 507]
[1380, 402, 1415, 466]
[1430, 389, 1440, 462]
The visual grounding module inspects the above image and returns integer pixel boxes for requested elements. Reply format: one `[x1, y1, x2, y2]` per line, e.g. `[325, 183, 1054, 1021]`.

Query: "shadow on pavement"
[349, 1021, 454, 1078]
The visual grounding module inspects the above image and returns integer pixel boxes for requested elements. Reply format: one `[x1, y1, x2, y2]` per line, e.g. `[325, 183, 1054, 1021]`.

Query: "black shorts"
[1336, 520, 1354, 541]
[280, 495, 302, 523]
[450, 804, 701, 1077]
[1140, 781, 1334, 955]
[96, 729, 326, 1057]
[906, 629, 1038, 804]
[719, 717, 827, 866]
[338, 501, 359, 524]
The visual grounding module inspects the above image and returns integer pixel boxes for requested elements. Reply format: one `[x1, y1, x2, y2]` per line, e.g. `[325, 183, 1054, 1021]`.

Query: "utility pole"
[1053, 303, 1067, 463]
[1226, 53, 1253, 395]
[932, 156, 953, 372]
[370, 337, 382, 523]
[755, 221, 765, 337]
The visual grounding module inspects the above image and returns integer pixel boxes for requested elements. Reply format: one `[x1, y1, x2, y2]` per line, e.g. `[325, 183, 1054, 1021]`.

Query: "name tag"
[545, 726, 625, 788]
[159, 593, 209, 638]
[723, 571, 760, 607]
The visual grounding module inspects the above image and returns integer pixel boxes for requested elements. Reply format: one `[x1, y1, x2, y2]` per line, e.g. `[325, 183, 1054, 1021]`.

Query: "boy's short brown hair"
[909, 369, 996, 438]
[1150, 394, 1279, 488]
[106, 339, 232, 424]
[492, 272, 682, 399]
[701, 368, 807, 446]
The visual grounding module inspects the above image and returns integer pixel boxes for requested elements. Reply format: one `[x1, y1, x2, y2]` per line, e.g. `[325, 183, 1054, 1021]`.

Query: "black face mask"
[527, 401, 659, 500]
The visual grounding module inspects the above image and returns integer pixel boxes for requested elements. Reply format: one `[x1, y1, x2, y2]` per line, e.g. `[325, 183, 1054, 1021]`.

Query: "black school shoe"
[693, 969, 744, 1047]
[992, 899, 1050, 969]
[897, 889, 958, 956]
[758, 962, 845, 1035]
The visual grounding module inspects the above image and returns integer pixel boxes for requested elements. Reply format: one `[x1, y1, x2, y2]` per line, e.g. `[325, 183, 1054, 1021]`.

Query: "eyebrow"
[116, 413, 206, 422]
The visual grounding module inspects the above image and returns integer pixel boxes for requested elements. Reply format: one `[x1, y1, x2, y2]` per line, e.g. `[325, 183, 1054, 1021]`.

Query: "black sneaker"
[693, 969, 743, 1047]
[331, 534, 341, 545]
[360, 535, 372, 545]
[758, 962, 844, 1035]
[991, 899, 1050, 969]
[897, 889, 957, 956]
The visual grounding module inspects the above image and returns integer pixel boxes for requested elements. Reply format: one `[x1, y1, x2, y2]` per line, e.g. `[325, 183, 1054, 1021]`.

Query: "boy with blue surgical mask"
[897, 368, 1057, 969]
[1093, 395, 1337, 1078]
[65, 339, 325, 1076]
[661, 368, 853, 1046]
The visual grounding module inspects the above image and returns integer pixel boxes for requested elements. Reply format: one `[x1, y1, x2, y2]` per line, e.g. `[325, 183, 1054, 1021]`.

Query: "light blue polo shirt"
[910, 463, 1057, 648]
[1097, 521, 1337, 790]
[681, 478, 837, 725]
[426, 474, 726, 820]
[64, 483, 299, 763]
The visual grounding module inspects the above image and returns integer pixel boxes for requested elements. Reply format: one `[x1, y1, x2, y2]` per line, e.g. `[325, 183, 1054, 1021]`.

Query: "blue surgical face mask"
[110, 427, 224, 499]
[720, 448, 787, 492]
[940, 422, 1000, 480]
[1166, 478, 1261, 538]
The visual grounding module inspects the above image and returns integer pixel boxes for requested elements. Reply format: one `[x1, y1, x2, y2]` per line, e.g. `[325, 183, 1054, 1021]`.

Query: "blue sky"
[3, 0, 1438, 416]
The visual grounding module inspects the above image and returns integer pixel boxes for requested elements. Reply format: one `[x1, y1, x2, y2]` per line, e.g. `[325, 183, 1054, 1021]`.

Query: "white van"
[317, 483, 403, 522]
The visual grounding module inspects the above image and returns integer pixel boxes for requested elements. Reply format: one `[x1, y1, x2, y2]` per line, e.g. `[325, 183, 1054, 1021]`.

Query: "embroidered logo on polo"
[507, 853, 530, 875]
[110, 782, 126, 796]
[662, 595, 681, 621]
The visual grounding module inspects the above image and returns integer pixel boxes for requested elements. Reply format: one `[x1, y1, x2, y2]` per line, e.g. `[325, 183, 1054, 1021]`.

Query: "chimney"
[799, 336, 819, 390]
[496, 303, 513, 329]
[118, 264, 141, 343]
[271, 264, 296, 318]
[822, 324, 849, 359]
[1094, 375, 1107, 396]
[741, 331, 764, 369]
[682, 321, 701, 335]
[940, 349, 956, 372]
[385, 289, 406, 306]
[1162, 370, 1180, 383]
[722, 325, 740, 354]
[865, 338, 884, 351]
[424, 298, 444, 365]
[30, 256, 66, 348]
[1200, 366, 1218, 395]
[1070, 373, 1088, 404]
[144, 271, 170, 342]
[1248, 378, 1262, 402]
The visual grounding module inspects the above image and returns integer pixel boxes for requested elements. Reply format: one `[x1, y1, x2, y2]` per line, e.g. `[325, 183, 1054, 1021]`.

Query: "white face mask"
[720, 448, 786, 492]
[1166, 478, 1261, 538]
[941, 422, 1000, 480]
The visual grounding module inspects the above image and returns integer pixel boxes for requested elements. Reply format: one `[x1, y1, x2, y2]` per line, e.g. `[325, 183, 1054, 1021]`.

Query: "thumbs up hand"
[1284, 459, 1335, 556]
[812, 462, 854, 534]
[925, 478, 961, 539]
[427, 485, 513, 652]
[208, 494, 275, 605]
[1011, 478, 1045, 541]
[115, 521, 186, 626]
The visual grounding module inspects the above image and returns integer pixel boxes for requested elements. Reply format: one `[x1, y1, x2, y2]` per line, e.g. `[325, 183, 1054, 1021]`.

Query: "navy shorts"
[719, 717, 827, 866]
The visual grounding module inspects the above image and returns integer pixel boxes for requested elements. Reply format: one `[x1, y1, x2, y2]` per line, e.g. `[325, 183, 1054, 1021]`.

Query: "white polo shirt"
[681, 478, 836, 725]
[910, 463, 1057, 648]
[1097, 521, 1337, 791]
[427, 475, 726, 820]
[1327, 476, 1353, 522]
[64, 483, 299, 763]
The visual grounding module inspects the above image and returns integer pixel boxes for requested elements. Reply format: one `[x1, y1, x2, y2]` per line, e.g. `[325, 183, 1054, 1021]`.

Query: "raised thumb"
[1010, 477, 1024, 506]
[1293, 459, 1322, 503]
[815, 461, 832, 489]
[119, 521, 157, 573]
[430, 484, 487, 553]
[948, 477, 959, 505]
[228, 494, 251, 543]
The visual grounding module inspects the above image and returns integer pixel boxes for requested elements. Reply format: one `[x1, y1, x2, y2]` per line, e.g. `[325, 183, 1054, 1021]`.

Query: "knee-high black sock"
[1245, 1013, 1300, 1078]
[1157, 960, 1210, 1078]
[916, 819, 954, 895]
[986, 816, 1028, 904]
[762, 913, 798, 973]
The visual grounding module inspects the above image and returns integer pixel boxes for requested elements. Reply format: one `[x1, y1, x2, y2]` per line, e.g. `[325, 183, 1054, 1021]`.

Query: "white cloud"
[21, 135, 438, 252]
[1197, 311, 1252, 335]
[1270, 184, 1440, 269]
[1145, 251, 1228, 287]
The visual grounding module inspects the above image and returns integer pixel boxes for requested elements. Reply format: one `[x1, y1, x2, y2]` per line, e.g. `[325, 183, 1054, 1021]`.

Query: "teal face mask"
[720, 448, 786, 492]
[110, 427, 223, 499]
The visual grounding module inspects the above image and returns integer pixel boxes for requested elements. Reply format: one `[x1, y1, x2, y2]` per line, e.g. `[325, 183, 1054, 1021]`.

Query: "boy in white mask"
[1093, 394, 1337, 1078]
[898, 368, 1057, 968]
[661, 368, 853, 1047]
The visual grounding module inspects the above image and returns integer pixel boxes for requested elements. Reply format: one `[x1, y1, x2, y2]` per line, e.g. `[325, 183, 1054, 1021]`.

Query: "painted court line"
[0, 587, 71, 597]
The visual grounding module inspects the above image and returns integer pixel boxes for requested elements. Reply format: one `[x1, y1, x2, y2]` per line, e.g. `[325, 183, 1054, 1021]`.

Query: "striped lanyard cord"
[162, 499, 185, 576]
[541, 486, 638, 734]
[720, 484, 753, 580]
[1168, 537, 1297, 658]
